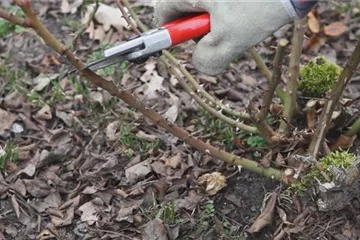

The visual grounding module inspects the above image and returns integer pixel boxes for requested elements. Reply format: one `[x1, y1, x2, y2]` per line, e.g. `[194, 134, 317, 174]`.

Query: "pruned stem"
[345, 118, 360, 137]
[257, 39, 288, 121]
[308, 40, 360, 157]
[279, 19, 306, 133]
[3, 0, 283, 180]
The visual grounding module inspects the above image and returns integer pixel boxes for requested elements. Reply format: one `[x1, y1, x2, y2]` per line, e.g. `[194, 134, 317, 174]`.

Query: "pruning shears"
[74, 13, 210, 73]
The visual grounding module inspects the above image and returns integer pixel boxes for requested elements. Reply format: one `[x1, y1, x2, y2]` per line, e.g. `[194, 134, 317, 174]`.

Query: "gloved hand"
[153, 1, 298, 75]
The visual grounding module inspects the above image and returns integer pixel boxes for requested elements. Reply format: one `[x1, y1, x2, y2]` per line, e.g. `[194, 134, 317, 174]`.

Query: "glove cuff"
[281, 0, 318, 19]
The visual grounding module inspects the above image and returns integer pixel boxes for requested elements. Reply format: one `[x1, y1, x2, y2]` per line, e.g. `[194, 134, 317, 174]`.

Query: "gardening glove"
[153, 1, 312, 75]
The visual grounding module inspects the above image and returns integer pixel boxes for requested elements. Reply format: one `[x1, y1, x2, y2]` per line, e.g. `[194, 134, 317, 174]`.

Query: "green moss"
[287, 150, 356, 196]
[298, 57, 342, 97]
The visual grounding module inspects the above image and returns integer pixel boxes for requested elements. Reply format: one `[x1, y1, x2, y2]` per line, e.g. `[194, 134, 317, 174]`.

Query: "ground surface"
[1, 1, 360, 240]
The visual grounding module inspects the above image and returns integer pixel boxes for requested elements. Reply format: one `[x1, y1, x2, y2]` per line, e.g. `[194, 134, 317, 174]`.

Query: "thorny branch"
[116, 0, 141, 36]
[1, 0, 283, 180]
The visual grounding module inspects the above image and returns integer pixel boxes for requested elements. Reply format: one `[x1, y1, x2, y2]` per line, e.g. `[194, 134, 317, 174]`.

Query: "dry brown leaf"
[35, 105, 52, 120]
[197, 172, 226, 196]
[307, 12, 320, 33]
[165, 153, 182, 169]
[260, 150, 272, 168]
[30, 191, 62, 213]
[116, 200, 143, 223]
[248, 192, 278, 233]
[32, 73, 59, 91]
[330, 134, 356, 151]
[50, 207, 75, 227]
[23, 179, 51, 198]
[324, 21, 348, 37]
[176, 191, 203, 211]
[11, 179, 26, 197]
[0, 108, 17, 135]
[93, 26, 106, 42]
[135, 130, 158, 142]
[125, 159, 152, 183]
[55, 110, 73, 127]
[78, 199, 102, 225]
[61, 0, 83, 14]
[141, 219, 168, 240]
[106, 121, 120, 141]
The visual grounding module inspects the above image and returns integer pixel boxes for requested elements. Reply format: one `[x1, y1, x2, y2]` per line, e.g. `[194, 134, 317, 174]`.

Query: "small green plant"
[119, 123, 160, 153]
[157, 201, 184, 224]
[246, 135, 267, 148]
[0, 142, 19, 170]
[298, 57, 342, 97]
[0, 6, 25, 37]
[287, 150, 357, 196]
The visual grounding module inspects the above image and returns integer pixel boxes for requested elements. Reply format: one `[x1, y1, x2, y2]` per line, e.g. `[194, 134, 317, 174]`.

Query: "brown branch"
[3, 0, 283, 180]
[0, 7, 31, 27]
[70, 0, 99, 50]
[308, 40, 360, 157]
[121, 0, 147, 32]
[279, 19, 306, 133]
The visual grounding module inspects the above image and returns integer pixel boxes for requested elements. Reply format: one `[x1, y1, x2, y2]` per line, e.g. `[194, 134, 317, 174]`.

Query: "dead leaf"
[11, 195, 20, 218]
[165, 153, 182, 169]
[23, 179, 51, 198]
[35, 105, 52, 120]
[330, 134, 356, 151]
[61, 0, 83, 14]
[106, 121, 120, 141]
[260, 150, 272, 168]
[30, 191, 62, 213]
[55, 110, 73, 127]
[197, 172, 226, 196]
[175, 191, 203, 211]
[125, 159, 152, 183]
[324, 22, 348, 37]
[94, 26, 106, 42]
[82, 3, 135, 32]
[275, 153, 285, 166]
[135, 130, 158, 142]
[141, 219, 168, 240]
[50, 207, 74, 227]
[11, 179, 26, 197]
[32, 73, 59, 91]
[248, 192, 278, 233]
[78, 199, 102, 225]
[116, 200, 142, 223]
[307, 12, 320, 33]
[162, 99, 179, 123]
[4, 91, 23, 108]
[0, 108, 17, 135]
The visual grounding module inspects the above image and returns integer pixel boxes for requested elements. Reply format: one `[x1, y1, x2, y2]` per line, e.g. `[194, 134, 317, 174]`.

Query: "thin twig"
[116, 0, 141, 35]
[163, 56, 257, 133]
[121, 0, 147, 32]
[279, 19, 306, 133]
[249, 47, 286, 102]
[4, 0, 283, 181]
[163, 51, 251, 120]
[70, 0, 99, 50]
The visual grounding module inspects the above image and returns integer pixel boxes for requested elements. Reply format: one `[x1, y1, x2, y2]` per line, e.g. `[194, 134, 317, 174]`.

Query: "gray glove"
[154, 1, 298, 75]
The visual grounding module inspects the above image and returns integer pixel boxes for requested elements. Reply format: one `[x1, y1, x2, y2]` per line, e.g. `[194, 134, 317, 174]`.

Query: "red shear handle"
[162, 13, 210, 46]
